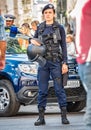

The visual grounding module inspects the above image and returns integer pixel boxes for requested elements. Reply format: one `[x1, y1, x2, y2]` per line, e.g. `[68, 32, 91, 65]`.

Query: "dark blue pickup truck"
[0, 38, 86, 117]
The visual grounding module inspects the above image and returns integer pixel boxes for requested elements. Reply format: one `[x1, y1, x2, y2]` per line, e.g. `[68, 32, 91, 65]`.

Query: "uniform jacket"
[34, 21, 68, 64]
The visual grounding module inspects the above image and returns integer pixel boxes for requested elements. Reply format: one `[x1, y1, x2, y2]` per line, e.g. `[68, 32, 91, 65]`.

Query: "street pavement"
[0, 104, 91, 130]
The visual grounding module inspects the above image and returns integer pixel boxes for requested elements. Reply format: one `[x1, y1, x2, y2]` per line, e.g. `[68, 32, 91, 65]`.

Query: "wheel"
[67, 100, 86, 112]
[0, 79, 20, 117]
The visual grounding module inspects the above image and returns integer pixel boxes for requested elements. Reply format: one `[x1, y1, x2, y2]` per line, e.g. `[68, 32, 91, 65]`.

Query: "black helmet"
[27, 39, 46, 66]
[27, 43, 46, 61]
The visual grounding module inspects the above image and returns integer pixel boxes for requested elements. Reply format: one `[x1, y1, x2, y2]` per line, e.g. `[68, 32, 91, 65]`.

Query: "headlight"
[18, 63, 38, 75]
[76, 66, 78, 73]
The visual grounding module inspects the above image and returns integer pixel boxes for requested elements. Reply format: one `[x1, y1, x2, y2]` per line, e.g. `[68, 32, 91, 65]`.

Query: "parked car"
[0, 37, 86, 117]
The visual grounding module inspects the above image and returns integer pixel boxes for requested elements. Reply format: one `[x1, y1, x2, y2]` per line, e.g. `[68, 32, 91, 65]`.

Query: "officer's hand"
[31, 39, 41, 46]
[62, 63, 68, 74]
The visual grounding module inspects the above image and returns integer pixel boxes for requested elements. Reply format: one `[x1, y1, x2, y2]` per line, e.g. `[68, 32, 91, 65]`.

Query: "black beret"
[42, 4, 55, 14]
[4, 14, 16, 20]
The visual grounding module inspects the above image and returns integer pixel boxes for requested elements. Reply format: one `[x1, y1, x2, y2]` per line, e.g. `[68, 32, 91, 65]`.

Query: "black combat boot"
[61, 107, 70, 124]
[34, 107, 45, 126]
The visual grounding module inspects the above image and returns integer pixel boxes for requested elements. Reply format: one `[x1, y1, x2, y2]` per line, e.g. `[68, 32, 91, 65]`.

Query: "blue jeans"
[78, 62, 91, 126]
[37, 60, 67, 109]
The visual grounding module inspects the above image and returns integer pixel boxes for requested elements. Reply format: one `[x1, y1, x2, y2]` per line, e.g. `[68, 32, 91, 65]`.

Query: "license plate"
[64, 80, 80, 88]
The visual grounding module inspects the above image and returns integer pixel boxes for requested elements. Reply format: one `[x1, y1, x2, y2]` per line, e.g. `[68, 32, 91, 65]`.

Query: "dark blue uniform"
[34, 3, 69, 126]
[34, 22, 68, 109]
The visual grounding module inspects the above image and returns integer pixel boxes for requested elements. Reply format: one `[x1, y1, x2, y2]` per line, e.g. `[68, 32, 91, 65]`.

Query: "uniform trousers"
[37, 59, 67, 110]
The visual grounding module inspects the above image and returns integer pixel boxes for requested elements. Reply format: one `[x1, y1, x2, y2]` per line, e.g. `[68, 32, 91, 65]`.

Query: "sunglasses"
[5, 15, 15, 19]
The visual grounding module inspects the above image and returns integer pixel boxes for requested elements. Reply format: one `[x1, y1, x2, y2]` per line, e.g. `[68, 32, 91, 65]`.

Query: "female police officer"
[31, 4, 70, 126]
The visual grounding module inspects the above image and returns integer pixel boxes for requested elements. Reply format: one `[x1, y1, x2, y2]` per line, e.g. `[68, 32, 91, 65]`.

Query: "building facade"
[0, 0, 77, 27]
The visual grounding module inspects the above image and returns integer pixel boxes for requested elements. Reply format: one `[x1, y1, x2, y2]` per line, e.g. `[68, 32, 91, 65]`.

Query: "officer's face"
[43, 9, 55, 23]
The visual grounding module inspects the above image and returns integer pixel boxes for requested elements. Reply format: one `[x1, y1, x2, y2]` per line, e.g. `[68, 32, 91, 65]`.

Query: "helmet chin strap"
[29, 54, 39, 62]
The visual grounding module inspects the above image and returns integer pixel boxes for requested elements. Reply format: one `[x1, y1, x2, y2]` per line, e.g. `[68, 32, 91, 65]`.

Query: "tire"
[67, 100, 86, 112]
[0, 79, 20, 117]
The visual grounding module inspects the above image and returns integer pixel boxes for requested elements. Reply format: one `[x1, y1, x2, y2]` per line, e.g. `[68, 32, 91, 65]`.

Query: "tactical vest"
[37, 21, 62, 61]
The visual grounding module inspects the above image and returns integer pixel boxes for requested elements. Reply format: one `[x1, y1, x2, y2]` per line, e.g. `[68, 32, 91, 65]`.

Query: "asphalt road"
[0, 105, 91, 130]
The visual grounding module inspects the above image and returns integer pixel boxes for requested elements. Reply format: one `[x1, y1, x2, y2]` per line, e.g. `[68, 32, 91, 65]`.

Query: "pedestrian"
[19, 23, 31, 37]
[4, 14, 18, 38]
[0, 10, 6, 70]
[66, 34, 76, 59]
[31, 20, 39, 37]
[30, 4, 70, 126]
[66, 23, 73, 34]
[17, 23, 31, 50]
[71, 0, 91, 127]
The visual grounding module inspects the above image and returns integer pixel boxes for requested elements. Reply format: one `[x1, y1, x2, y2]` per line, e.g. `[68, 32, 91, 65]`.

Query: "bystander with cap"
[4, 14, 18, 38]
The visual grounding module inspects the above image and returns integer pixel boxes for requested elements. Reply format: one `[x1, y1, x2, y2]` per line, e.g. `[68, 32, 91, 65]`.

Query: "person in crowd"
[4, 14, 18, 38]
[66, 23, 73, 34]
[17, 23, 31, 50]
[31, 20, 39, 37]
[66, 34, 76, 59]
[30, 4, 70, 126]
[71, 0, 91, 128]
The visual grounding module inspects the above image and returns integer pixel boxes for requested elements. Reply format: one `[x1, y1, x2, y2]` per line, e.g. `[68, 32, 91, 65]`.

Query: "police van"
[0, 37, 86, 117]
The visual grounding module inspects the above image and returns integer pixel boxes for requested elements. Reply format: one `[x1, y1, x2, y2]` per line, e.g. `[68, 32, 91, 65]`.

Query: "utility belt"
[44, 52, 62, 62]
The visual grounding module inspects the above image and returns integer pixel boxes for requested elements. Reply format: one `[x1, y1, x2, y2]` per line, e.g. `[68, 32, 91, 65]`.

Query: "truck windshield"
[6, 37, 29, 54]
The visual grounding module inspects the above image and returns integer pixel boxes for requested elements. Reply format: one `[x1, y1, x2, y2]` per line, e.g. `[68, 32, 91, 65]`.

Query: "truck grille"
[68, 63, 78, 74]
